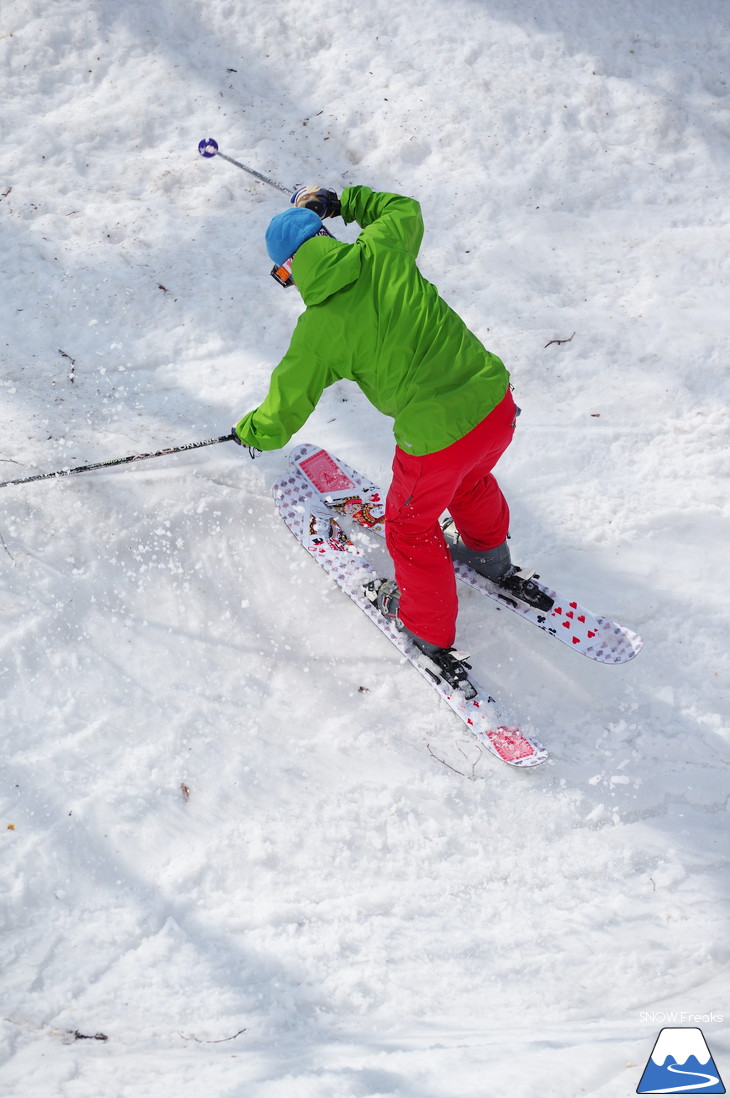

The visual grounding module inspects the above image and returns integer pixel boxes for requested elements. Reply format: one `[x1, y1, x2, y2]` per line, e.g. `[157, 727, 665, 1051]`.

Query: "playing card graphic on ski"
[290, 443, 643, 666]
[273, 465, 548, 768]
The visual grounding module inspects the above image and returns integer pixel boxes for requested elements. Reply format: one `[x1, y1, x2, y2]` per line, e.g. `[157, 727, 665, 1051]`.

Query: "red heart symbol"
[572, 636, 580, 644]
[588, 630, 597, 638]
[563, 621, 570, 629]
[570, 602, 578, 609]
[578, 615, 586, 623]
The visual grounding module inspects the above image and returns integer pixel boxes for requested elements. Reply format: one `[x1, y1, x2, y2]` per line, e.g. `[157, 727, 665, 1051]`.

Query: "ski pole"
[198, 138, 292, 196]
[0, 434, 238, 489]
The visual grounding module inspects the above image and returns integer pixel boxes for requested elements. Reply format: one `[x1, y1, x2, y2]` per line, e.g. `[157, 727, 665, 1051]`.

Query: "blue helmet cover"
[265, 207, 324, 265]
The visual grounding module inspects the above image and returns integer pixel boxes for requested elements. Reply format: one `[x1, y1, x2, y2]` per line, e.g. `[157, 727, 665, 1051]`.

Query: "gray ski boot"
[363, 578, 475, 696]
[441, 520, 554, 613]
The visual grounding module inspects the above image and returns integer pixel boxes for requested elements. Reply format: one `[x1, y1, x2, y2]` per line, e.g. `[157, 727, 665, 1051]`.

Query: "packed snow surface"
[1, 1, 729, 1095]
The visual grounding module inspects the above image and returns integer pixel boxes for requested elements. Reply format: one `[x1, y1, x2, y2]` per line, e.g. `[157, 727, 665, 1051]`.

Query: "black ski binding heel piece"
[421, 647, 477, 700]
[493, 568, 554, 612]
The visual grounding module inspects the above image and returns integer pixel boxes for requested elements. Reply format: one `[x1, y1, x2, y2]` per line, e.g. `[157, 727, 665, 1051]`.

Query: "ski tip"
[198, 137, 219, 158]
[487, 726, 549, 767]
[592, 625, 644, 663]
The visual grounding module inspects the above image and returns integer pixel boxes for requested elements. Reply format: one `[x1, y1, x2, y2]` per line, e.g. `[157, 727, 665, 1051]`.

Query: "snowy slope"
[1, 1, 729, 1095]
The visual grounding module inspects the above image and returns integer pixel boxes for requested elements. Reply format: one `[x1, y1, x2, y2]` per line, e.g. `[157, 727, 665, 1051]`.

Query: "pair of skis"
[273, 444, 643, 769]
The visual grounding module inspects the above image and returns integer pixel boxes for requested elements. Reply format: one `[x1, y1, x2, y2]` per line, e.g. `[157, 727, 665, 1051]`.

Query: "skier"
[233, 186, 535, 676]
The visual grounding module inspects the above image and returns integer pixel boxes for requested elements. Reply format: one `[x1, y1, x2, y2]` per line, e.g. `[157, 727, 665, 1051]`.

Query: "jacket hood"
[291, 234, 362, 306]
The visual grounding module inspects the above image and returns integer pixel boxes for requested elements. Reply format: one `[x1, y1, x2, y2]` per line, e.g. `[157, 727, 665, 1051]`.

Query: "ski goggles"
[269, 225, 334, 288]
[270, 256, 294, 288]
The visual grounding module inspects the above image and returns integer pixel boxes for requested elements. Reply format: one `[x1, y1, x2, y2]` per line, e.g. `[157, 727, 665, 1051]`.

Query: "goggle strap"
[270, 225, 334, 287]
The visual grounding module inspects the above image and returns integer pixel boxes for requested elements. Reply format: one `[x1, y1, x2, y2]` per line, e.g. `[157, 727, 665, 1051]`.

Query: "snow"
[1, 0, 729, 1094]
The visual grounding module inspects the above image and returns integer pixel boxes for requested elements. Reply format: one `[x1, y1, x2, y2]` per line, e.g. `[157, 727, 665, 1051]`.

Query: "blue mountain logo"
[637, 1028, 725, 1093]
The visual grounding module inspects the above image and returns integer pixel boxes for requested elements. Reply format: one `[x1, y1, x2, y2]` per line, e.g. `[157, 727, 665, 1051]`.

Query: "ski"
[273, 467, 548, 769]
[289, 443, 643, 665]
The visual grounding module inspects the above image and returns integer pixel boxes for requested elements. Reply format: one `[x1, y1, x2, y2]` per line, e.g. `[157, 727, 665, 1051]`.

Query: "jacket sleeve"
[235, 315, 337, 451]
[340, 186, 424, 258]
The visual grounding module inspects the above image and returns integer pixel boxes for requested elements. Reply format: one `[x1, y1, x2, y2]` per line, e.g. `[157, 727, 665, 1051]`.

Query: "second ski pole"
[0, 434, 239, 490]
[198, 138, 292, 195]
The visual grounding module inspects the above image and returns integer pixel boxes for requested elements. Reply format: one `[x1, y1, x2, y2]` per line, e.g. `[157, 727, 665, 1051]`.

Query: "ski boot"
[363, 578, 476, 697]
[441, 520, 554, 613]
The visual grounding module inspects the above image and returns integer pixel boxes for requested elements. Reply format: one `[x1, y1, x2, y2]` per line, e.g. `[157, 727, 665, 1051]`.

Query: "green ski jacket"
[235, 186, 510, 457]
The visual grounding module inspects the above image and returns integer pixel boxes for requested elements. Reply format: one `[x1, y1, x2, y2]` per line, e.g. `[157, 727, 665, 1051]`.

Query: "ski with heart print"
[273, 464, 548, 768]
[289, 443, 643, 665]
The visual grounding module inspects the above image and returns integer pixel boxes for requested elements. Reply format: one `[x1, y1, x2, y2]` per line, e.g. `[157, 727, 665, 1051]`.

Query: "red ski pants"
[385, 388, 517, 648]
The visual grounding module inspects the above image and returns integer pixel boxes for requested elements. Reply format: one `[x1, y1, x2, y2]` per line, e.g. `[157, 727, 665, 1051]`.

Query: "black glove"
[230, 428, 259, 459]
[290, 186, 341, 219]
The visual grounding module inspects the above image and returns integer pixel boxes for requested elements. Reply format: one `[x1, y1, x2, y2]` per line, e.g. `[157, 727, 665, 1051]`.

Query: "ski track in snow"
[1, 1, 729, 1095]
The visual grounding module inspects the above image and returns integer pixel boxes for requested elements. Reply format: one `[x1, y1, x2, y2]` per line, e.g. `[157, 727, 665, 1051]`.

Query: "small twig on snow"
[178, 1028, 247, 1044]
[427, 743, 481, 780]
[58, 349, 76, 382]
[73, 1030, 109, 1042]
[545, 332, 575, 349]
[0, 531, 14, 562]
